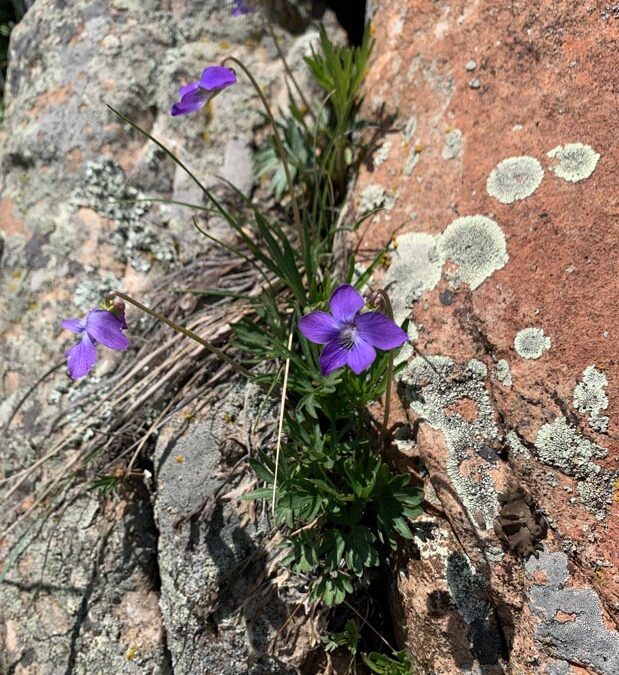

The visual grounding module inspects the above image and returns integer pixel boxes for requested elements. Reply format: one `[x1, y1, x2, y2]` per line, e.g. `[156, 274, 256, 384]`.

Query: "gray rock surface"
[0, 1, 336, 671]
[154, 382, 312, 674]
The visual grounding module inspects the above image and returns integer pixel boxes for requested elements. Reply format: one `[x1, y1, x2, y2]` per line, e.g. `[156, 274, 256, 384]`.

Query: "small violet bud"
[232, 0, 256, 16]
[170, 66, 237, 117]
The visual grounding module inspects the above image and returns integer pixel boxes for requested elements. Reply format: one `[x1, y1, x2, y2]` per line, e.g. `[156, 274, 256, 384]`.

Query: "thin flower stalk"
[221, 56, 305, 257]
[110, 291, 252, 378]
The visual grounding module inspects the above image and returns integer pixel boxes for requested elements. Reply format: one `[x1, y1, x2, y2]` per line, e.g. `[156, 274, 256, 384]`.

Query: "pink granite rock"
[355, 1, 619, 672]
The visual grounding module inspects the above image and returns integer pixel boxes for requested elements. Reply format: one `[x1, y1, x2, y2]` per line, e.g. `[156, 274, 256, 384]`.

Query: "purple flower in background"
[299, 285, 408, 376]
[170, 66, 237, 117]
[62, 308, 129, 379]
[232, 0, 256, 15]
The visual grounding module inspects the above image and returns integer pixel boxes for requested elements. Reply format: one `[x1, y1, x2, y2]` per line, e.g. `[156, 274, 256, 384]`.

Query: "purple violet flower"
[232, 0, 256, 15]
[299, 285, 408, 376]
[170, 66, 237, 117]
[62, 307, 129, 379]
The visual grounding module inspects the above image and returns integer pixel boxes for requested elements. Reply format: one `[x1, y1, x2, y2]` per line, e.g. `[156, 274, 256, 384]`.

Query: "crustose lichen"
[486, 155, 544, 204]
[547, 143, 600, 183]
[514, 327, 551, 359]
[573, 365, 609, 433]
[436, 215, 508, 290]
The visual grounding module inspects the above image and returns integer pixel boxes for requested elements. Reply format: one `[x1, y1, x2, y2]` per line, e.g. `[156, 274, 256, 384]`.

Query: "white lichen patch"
[80, 159, 175, 272]
[394, 322, 420, 366]
[358, 183, 387, 215]
[467, 359, 488, 378]
[404, 147, 421, 176]
[486, 156, 544, 204]
[494, 359, 512, 386]
[401, 356, 501, 528]
[403, 115, 417, 143]
[573, 365, 609, 433]
[385, 232, 442, 324]
[436, 215, 508, 290]
[442, 129, 463, 160]
[514, 327, 551, 359]
[506, 430, 531, 458]
[412, 520, 451, 560]
[547, 143, 600, 182]
[527, 551, 619, 669]
[535, 417, 607, 479]
[373, 141, 392, 166]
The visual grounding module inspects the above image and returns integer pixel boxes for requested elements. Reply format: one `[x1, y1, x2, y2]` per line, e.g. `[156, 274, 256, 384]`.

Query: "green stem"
[111, 291, 252, 378]
[376, 290, 395, 449]
[267, 22, 316, 125]
[221, 56, 305, 257]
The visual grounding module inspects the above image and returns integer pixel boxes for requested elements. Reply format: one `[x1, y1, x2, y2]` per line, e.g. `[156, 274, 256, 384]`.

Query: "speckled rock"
[0, 1, 337, 671]
[358, 2, 619, 673]
[154, 381, 314, 674]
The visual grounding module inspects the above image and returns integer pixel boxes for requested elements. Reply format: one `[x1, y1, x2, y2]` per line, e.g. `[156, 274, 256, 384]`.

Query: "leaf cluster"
[363, 649, 412, 675]
[109, 22, 418, 670]
[232, 25, 422, 612]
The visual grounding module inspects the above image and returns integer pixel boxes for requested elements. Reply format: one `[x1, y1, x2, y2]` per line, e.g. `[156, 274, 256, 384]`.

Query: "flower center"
[339, 324, 358, 350]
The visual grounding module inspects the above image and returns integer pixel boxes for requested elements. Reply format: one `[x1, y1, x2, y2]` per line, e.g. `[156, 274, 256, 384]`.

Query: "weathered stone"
[154, 382, 314, 674]
[356, 1, 619, 672]
[0, 1, 340, 671]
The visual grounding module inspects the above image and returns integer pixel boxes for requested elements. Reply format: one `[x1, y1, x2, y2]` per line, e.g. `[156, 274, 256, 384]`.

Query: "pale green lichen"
[535, 417, 607, 476]
[547, 143, 600, 182]
[436, 215, 508, 290]
[486, 156, 544, 204]
[358, 183, 387, 214]
[467, 359, 488, 378]
[514, 327, 551, 359]
[577, 472, 615, 521]
[401, 356, 500, 528]
[494, 359, 512, 386]
[506, 430, 531, 459]
[385, 232, 442, 324]
[534, 417, 612, 518]
[573, 365, 609, 433]
[373, 141, 391, 166]
[442, 129, 462, 160]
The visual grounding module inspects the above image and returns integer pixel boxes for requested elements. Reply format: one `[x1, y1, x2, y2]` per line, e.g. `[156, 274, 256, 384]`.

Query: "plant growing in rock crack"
[5, 22, 420, 672]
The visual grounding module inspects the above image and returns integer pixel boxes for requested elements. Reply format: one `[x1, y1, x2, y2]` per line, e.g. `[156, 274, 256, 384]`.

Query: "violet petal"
[66, 333, 97, 379]
[179, 80, 201, 97]
[329, 284, 364, 323]
[171, 88, 208, 116]
[347, 339, 376, 374]
[320, 340, 349, 376]
[299, 310, 340, 345]
[86, 309, 129, 351]
[61, 318, 85, 334]
[356, 312, 408, 350]
[232, 0, 256, 15]
[199, 66, 237, 91]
